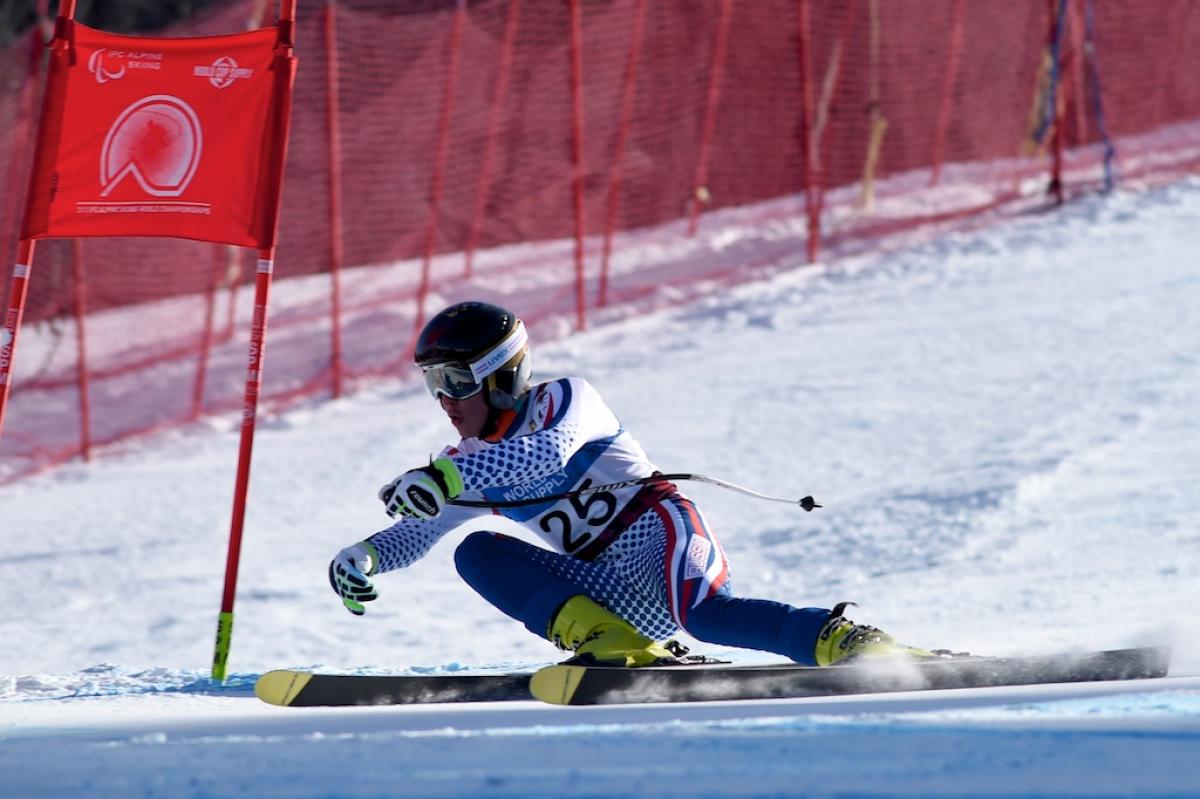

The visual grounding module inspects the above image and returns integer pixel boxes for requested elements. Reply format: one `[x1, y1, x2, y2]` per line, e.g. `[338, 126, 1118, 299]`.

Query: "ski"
[254, 669, 532, 707]
[255, 646, 1170, 708]
[528, 646, 1171, 706]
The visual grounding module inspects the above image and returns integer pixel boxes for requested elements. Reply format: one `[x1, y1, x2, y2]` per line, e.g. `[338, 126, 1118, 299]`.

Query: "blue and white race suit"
[366, 377, 830, 662]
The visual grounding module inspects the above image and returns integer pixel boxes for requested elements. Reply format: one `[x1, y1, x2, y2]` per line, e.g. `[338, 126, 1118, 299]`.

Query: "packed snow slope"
[2, 179, 1200, 797]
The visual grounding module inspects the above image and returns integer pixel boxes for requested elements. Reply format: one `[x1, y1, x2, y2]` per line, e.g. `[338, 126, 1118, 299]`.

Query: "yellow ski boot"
[548, 596, 676, 667]
[814, 602, 935, 666]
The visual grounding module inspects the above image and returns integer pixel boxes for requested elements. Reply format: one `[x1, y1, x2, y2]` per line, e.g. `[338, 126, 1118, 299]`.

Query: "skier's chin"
[449, 415, 474, 438]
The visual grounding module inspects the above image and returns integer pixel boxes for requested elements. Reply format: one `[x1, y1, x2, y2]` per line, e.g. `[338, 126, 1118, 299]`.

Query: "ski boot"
[814, 602, 937, 666]
[547, 596, 677, 667]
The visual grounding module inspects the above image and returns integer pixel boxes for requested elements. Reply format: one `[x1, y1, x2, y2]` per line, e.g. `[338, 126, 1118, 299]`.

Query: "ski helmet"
[414, 301, 532, 410]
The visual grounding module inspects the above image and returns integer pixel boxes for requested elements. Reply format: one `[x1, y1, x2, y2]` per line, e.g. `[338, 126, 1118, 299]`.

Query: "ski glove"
[378, 458, 464, 520]
[329, 542, 380, 616]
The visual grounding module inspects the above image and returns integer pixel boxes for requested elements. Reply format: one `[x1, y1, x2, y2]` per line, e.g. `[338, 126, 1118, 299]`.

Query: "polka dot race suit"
[366, 377, 832, 664]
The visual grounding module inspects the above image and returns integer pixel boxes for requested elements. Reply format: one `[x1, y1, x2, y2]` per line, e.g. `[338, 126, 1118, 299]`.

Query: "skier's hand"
[378, 458, 463, 520]
[328, 542, 379, 616]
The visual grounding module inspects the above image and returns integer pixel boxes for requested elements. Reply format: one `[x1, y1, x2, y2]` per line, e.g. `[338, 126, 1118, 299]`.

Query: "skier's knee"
[454, 530, 507, 584]
[452, 530, 580, 637]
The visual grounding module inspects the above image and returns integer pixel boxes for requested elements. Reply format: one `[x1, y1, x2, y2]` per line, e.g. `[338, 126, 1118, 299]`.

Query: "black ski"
[254, 669, 532, 707]
[255, 647, 1170, 708]
[528, 646, 1171, 706]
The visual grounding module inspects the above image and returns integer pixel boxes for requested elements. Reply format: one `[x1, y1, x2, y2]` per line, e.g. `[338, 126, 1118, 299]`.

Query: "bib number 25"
[538, 479, 617, 553]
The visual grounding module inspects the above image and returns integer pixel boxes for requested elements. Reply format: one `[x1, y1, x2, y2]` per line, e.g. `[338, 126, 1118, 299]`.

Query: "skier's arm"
[365, 507, 476, 571]
[328, 508, 474, 615]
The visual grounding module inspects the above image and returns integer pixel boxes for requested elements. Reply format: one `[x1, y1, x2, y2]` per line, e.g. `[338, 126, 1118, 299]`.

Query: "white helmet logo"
[99, 95, 203, 197]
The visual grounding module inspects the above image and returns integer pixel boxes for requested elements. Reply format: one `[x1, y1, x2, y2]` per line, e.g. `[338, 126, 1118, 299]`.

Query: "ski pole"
[448, 473, 821, 511]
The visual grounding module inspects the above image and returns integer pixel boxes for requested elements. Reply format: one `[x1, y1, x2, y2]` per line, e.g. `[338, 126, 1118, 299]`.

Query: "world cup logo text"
[193, 56, 253, 89]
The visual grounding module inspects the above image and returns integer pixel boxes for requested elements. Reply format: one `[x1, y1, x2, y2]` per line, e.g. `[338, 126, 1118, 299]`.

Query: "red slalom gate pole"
[211, 0, 298, 682]
[212, 250, 274, 682]
[0, 240, 36, 439]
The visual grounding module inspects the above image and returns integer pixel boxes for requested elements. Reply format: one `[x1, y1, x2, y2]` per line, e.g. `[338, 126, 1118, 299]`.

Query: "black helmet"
[414, 301, 532, 410]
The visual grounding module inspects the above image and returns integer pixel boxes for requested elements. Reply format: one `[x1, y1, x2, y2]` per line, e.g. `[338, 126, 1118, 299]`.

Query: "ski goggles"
[420, 320, 528, 400]
[421, 362, 483, 400]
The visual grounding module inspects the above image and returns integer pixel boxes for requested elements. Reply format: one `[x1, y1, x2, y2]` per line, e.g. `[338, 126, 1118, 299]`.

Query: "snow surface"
[3, 178, 1200, 797]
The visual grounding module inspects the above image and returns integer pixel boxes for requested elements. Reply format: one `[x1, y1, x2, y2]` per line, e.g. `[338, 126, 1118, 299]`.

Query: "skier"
[329, 300, 924, 667]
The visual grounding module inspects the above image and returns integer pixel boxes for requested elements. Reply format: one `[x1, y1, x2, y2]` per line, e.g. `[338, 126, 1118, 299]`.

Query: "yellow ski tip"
[254, 670, 313, 706]
[529, 664, 587, 705]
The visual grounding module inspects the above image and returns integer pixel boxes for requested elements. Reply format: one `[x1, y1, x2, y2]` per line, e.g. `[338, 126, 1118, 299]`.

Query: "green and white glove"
[328, 542, 380, 616]
[378, 458, 464, 520]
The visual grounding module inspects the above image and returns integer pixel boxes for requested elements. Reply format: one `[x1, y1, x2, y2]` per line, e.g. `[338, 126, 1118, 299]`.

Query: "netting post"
[568, 0, 588, 331]
[414, 0, 466, 341]
[192, 247, 225, 421]
[811, 1, 858, 203]
[2, 2, 68, 441]
[1046, 0, 1066, 205]
[323, 0, 345, 399]
[224, 251, 245, 341]
[931, 0, 966, 186]
[858, 0, 888, 214]
[0, 240, 37, 439]
[0, 7, 48, 272]
[1081, 0, 1115, 191]
[465, 0, 521, 278]
[69, 239, 92, 461]
[687, 0, 734, 237]
[598, 0, 648, 308]
[1069, 0, 1088, 144]
[250, 0, 273, 29]
[796, 0, 820, 263]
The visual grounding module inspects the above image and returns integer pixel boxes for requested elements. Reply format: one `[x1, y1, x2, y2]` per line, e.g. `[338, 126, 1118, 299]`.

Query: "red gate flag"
[21, 20, 294, 249]
[2, 3, 298, 681]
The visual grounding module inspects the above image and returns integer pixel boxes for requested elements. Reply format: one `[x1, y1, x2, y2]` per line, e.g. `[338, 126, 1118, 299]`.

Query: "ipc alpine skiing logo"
[99, 95, 203, 197]
[87, 49, 164, 84]
[88, 49, 125, 83]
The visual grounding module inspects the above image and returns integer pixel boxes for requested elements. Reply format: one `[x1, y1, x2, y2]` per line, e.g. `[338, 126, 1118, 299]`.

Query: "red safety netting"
[3, 0, 1200, 482]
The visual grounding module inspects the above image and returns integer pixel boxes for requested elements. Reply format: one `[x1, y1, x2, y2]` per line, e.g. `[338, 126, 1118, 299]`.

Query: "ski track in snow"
[2, 178, 1200, 796]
